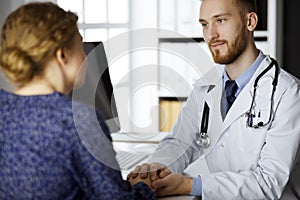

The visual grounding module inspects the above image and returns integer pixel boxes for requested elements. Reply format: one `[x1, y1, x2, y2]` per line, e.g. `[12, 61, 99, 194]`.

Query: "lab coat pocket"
[233, 117, 268, 169]
[250, 94, 272, 127]
[237, 119, 267, 153]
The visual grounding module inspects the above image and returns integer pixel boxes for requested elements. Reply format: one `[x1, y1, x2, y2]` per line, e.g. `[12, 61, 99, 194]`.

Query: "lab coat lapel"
[205, 80, 224, 153]
[196, 66, 224, 154]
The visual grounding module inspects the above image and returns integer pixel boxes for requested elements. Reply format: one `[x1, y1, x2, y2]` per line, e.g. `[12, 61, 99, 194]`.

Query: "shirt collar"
[222, 50, 265, 96]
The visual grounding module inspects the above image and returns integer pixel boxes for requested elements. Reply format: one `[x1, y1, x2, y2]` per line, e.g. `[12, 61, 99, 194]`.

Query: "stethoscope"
[196, 58, 280, 148]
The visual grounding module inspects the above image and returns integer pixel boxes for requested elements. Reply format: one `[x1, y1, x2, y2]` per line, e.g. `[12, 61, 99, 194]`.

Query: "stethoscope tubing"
[247, 58, 279, 128]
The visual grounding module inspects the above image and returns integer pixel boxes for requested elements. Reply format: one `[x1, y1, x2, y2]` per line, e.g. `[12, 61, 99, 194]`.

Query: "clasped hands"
[127, 162, 193, 197]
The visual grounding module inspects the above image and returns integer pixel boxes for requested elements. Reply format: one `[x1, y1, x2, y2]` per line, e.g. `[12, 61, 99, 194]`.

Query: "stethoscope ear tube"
[253, 59, 276, 88]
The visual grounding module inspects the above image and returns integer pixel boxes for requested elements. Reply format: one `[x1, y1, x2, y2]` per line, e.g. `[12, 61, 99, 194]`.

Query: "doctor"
[129, 0, 300, 199]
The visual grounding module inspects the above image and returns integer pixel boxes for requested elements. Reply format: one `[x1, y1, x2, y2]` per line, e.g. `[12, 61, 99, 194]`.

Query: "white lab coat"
[150, 55, 300, 200]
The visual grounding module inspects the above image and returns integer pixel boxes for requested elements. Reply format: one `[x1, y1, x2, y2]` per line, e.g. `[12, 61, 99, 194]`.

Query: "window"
[52, 0, 130, 85]
[158, 0, 201, 37]
[56, 0, 129, 42]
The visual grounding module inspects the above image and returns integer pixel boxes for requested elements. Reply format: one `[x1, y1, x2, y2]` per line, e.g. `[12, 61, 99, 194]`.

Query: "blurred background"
[0, 0, 299, 134]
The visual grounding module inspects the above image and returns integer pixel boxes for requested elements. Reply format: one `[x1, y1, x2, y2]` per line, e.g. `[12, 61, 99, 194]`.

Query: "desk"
[111, 131, 169, 143]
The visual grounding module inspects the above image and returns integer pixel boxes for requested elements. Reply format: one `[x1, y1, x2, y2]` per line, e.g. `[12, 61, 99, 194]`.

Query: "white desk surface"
[111, 131, 169, 143]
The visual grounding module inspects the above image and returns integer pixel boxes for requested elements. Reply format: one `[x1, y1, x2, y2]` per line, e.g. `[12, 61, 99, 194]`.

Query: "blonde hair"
[0, 2, 78, 86]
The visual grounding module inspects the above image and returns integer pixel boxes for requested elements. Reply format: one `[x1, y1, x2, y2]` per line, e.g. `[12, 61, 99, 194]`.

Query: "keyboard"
[116, 151, 149, 170]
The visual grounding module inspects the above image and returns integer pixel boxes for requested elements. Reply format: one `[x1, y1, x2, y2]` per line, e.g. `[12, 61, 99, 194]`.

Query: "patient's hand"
[128, 172, 155, 191]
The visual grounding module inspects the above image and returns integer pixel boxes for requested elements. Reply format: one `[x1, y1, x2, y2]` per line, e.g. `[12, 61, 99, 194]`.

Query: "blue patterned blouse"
[0, 89, 154, 200]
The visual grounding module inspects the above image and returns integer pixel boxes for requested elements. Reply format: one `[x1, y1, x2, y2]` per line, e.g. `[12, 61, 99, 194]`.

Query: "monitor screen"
[71, 42, 120, 133]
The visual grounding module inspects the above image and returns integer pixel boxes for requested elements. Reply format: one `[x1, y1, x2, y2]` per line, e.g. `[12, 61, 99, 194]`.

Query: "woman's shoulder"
[0, 90, 109, 136]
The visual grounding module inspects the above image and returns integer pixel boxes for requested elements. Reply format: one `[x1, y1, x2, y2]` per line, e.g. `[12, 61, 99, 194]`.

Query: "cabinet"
[159, 97, 187, 131]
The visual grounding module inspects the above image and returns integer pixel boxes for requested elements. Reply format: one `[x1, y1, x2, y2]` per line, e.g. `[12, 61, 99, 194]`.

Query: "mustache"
[208, 40, 227, 46]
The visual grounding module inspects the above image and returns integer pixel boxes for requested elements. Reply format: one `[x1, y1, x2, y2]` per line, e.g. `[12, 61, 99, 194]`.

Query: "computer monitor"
[71, 42, 120, 133]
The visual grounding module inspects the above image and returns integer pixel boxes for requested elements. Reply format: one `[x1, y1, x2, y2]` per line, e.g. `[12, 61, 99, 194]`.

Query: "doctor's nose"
[204, 24, 219, 42]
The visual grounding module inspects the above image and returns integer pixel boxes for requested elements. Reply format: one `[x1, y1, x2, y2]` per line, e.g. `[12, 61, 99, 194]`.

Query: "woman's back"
[0, 90, 154, 199]
[0, 2, 154, 199]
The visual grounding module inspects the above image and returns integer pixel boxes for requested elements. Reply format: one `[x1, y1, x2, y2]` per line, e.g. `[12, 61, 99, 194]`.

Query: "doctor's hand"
[127, 162, 171, 182]
[152, 173, 193, 197]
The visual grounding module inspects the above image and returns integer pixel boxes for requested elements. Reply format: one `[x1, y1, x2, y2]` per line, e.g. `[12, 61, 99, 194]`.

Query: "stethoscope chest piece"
[196, 132, 211, 148]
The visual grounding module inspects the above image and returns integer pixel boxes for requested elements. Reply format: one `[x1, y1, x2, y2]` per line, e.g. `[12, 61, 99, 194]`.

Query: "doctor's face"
[199, 0, 248, 64]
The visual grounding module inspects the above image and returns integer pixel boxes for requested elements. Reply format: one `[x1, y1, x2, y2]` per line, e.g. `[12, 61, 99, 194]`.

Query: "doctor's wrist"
[181, 176, 194, 195]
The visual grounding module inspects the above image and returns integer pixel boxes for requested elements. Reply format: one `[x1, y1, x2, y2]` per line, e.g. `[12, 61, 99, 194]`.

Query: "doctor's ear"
[246, 12, 258, 32]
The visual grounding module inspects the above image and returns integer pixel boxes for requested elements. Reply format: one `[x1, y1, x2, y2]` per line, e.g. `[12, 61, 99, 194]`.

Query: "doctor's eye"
[199, 20, 208, 28]
[201, 23, 208, 28]
[217, 18, 226, 24]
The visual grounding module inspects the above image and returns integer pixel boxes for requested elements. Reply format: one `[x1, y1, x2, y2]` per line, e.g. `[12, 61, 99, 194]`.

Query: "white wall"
[126, 0, 159, 133]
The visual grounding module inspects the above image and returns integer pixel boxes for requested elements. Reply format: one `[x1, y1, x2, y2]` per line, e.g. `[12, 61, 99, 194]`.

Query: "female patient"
[0, 2, 154, 199]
